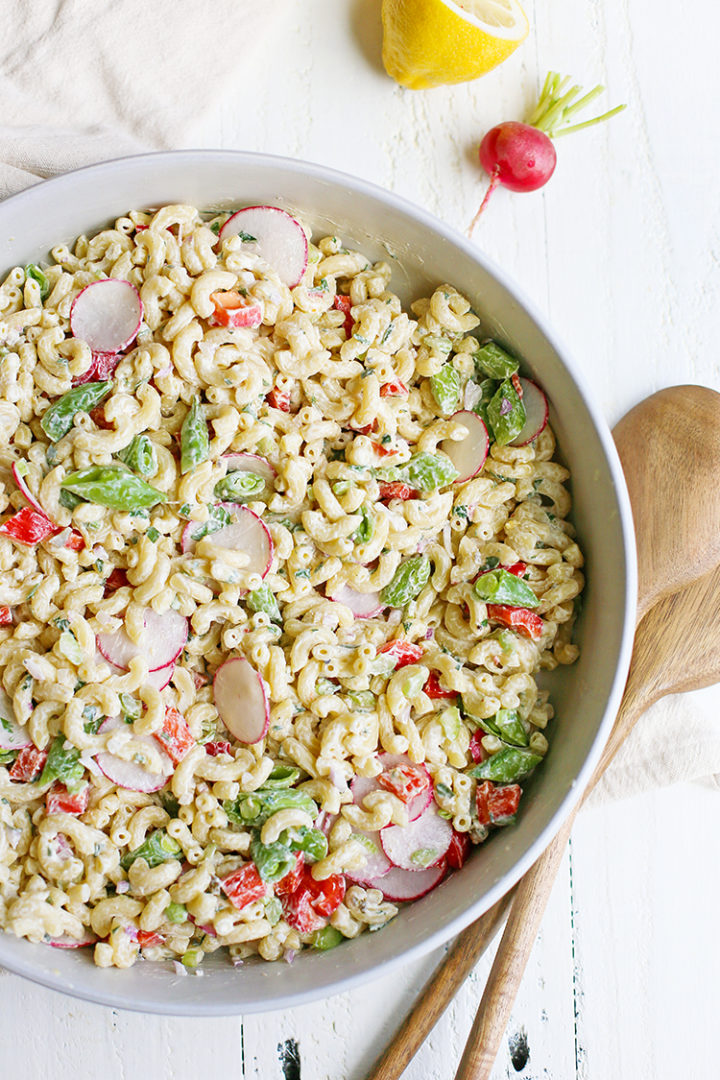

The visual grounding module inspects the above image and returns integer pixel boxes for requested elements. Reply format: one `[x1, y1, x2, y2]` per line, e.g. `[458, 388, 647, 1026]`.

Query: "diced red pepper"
[220, 862, 267, 911]
[352, 422, 375, 436]
[378, 640, 424, 669]
[511, 373, 524, 398]
[378, 481, 419, 501]
[65, 531, 85, 552]
[486, 605, 544, 640]
[468, 730, 486, 764]
[89, 405, 114, 429]
[379, 378, 408, 397]
[137, 930, 164, 949]
[446, 830, 471, 870]
[204, 740, 233, 758]
[210, 289, 263, 329]
[266, 386, 292, 412]
[154, 706, 195, 765]
[504, 562, 527, 578]
[332, 293, 354, 335]
[0, 606, 12, 626]
[0, 506, 59, 546]
[377, 763, 430, 805]
[46, 783, 90, 816]
[104, 567, 129, 594]
[424, 671, 458, 700]
[372, 441, 398, 458]
[281, 865, 345, 933]
[475, 781, 522, 827]
[9, 745, 48, 782]
[274, 851, 305, 899]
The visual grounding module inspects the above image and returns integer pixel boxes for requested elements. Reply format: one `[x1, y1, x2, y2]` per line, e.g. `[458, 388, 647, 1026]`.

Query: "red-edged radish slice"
[0, 689, 32, 750]
[48, 930, 97, 949]
[205, 507, 273, 579]
[328, 584, 385, 620]
[381, 802, 453, 871]
[96, 717, 174, 793]
[218, 206, 308, 287]
[366, 861, 447, 902]
[97, 608, 187, 673]
[12, 462, 46, 516]
[509, 378, 549, 446]
[72, 351, 121, 387]
[439, 410, 490, 484]
[97, 653, 175, 691]
[70, 279, 143, 354]
[213, 657, 270, 744]
[346, 831, 393, 883]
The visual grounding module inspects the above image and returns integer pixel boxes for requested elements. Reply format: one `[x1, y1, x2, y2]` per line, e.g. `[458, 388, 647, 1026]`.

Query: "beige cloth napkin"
[1, 0, 718, 806]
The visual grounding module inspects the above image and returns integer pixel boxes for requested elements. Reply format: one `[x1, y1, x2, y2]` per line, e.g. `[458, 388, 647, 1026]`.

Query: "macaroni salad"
[0, 204, 584, 970]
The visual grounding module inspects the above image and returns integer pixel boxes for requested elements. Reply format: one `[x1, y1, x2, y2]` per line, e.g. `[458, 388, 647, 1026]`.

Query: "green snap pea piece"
[0, 748, 17, 766]
[120, 829, 183, 871]
[213, 471, 266, 502]
[312, 926, 344, 950]
[353, 505, 374, 544]
[469, 746, 543, 783]
[263, 764, 302, 789]
[180, 397, 210, 474]
[25, 263, 51, 301]
[376, 452, 458, 493]
[474, 341, 520, 380]
[41, 381, 112, 442]
[264, 897, 283, 925]
[474, 568, 538, 608]
[486, 379, 526, 446]
[250, 833, 297, 884]
[38, 735, 85, 793]
[430, 364, 461, 415]
[246, 583, 281, 622]
[60, 465, 166, 510]
[492, 708, 530, 747]
[380, 555, 431, 607]
[283, 826, 328, 862]
[165, 902, 188, 924]
[224, 787, 318, 829]
[189, 503, 231, 542]
[119, 692, 142, 721]
[117, 434, 158, 477]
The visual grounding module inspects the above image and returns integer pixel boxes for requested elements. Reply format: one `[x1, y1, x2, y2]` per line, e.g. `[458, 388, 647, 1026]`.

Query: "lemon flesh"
[382, 0, 529, 90]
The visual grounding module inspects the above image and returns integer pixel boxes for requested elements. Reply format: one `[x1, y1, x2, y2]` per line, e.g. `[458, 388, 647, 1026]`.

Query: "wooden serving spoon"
[366, 384, 720, 1080]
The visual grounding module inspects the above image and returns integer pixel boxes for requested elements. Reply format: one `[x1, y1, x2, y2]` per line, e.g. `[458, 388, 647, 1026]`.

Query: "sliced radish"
[183, 506, 273, 579]
[70, 279, 143, 354]
[347, 830, 393, 884]
[12, 462, 46, 516]
[97, 608, 187, 673]
[213, 657, 270, 744]
[218, 206, 308, 287]
[97, 653, 174, 691]
[328, 584, 385, 620]
[439, 410, 490, 484]
[509, 378, 549, 446]
[0, 689, 32, 750]
[365, 861, 447, 902]
[48, 929, 97, 949]
[381, 802, 453, 871]
[96, 716, 174, 793]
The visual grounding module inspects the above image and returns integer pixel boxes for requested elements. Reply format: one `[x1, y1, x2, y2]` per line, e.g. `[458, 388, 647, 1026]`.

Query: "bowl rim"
[0, 148, 637, 1014]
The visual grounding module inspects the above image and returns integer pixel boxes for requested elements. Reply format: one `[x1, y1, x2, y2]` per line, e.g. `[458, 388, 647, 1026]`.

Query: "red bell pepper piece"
[65, 531, 85, 552]
[486, 605, 544, 640]
[424, 671, 458, 700]
[274, 851, 305, 899]
[332, 293, 354, 335]
[154, 706, 195, 765]
[446, 830, 471, 870]
[475, 781, 522, 827]
[137, 930, 164, 949]
[378, 763, 430, 804]
[104, 567, 129, 594]
[379, 378, 408, 397]
[281, 865, 345, 933]
[378, 481, 419, 501]
[204, 740, 233, 758]
[0, 607, 12, 626]
[9, 745, 48, 782]
[372, 441, 398, 458]
[210, 289, 263, 329]
[89, 405, 114, 429]
[46, 782, 90, 816]
[266, 386, 292, 412]
[378, 640, 424, 669]
[504, 562, 527, 577]
[468, 730, 486, 764]
[220, 862, 266, 911]
[0, 506, 59, 545]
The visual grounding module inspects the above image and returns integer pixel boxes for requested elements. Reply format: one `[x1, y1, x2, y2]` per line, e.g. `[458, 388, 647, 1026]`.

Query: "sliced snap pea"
[376, 452, 458, 493]
[250, 833, 297, 884]
[60, 466, 166, 510]
[353, 505, 374, 544]
[225, 787, 318, 829]
[120, 829, 183, 871]
[380, 555, 431, 607]
[189, 503, 231, 542]
[180, 397, 210, 474]
[41, 381, 112, 442]
[469, 746, 543, 783]
[38, 735, 85, 793]
[492, 708, 530, 747]
[474, 568, 538, 608]
[486, 379, 526, 446]
[474, 341, 520, 380]
[263, 764, 302, 789]
[283, 825, 328, 862]
[117, 434, 158, 477]
[25, 263, 51, 301]
[246, 583, 281, 622]
[312, 926, 344, 950]
[430, 364, 461, 415]
[213, 471, 266, 502]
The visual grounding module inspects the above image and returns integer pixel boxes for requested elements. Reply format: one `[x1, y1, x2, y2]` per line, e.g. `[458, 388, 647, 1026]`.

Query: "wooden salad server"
[367, 384, 720, 1080]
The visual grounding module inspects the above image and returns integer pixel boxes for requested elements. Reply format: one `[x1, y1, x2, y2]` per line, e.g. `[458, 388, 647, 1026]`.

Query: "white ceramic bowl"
[0, 151, 636, 1014]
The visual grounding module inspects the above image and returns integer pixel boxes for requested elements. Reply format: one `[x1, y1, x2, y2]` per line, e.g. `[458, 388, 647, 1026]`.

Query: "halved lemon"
[381, 0, 529, 90]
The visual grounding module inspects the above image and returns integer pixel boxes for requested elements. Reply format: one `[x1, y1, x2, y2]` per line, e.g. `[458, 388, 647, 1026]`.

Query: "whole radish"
[469, 72, 625, 232]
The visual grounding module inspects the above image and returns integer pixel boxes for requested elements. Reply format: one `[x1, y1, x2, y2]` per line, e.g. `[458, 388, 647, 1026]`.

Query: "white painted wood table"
[2, 1, 720, 1077]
